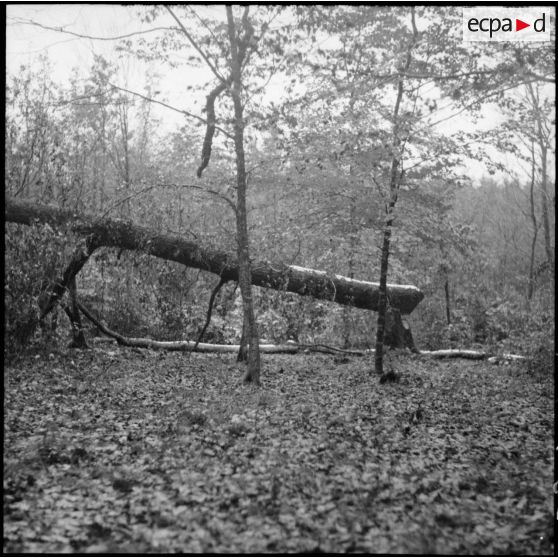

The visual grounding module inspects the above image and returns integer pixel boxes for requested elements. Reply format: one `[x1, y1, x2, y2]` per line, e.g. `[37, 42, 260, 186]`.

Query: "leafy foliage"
[5, 9, 554, 359]
[4, 223, 77, 359]
[3, 7, 555, 554]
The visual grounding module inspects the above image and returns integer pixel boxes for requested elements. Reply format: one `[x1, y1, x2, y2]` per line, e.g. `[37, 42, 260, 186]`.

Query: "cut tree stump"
[384, 306, 420, 352]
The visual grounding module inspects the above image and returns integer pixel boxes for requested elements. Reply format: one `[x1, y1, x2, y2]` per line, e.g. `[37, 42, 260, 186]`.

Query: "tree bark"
[237, 320, 249, 362]
[384, 306, 419, 353]
[65, 276, 88, 348]
[6, 198, 425, 315]
[374, 191, 398, 374]
[538, 143, 553, 276]
[527, 141, 539, 303]
[444, 278, 451, 325]
[374, 8, 418, 375]
[226, 6, 261, 384]
[526, 81, 554, 279]
[38, 236, 99, 321]
[343, 195, 357, 348]
[18, 235, 98, 346]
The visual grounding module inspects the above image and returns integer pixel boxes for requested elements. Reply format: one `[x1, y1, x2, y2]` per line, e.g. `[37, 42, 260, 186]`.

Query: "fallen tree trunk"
[81, 302, 524, 362]
[420, 349, 526, 362]
[422, 349, 486, 360]
[6, 198, 424, 314]
[78, 302, 365, 355]
[38, 238, 98, 320]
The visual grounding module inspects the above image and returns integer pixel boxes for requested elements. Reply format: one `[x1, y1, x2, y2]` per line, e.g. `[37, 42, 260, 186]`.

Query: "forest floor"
[4, 344, 554, 555]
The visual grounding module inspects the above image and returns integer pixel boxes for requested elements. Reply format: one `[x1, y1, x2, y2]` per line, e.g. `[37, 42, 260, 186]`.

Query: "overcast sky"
[6, 4, 555, 184]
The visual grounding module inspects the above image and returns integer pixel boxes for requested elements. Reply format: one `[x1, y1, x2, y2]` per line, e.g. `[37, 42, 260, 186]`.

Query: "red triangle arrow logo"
[516, 19, 530, 31]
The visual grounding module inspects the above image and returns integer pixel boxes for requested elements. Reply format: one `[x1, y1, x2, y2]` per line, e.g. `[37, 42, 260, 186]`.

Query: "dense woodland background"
[5, 5, 554, 369]
[4, 6, 555, 554]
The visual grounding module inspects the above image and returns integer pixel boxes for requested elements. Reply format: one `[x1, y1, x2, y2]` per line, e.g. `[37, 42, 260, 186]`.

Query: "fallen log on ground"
[420, 349, 526, 362]
[78, 302, 366, 355]
[81, 303, 525, 362]
[6, 198, 424, 314]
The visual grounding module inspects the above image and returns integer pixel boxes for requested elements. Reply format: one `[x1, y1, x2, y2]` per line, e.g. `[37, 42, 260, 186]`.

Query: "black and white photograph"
[4, 4, 555, 555]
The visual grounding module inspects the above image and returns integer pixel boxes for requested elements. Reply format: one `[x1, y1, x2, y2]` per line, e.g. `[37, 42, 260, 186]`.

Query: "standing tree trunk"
[374, 7, 418, 375]
[226, 6, 261, 384]
[117, 101, 134, 325]
[538, 143, 553, 275]
[527, 141, 539, 304]
[444, 278, 451, 325]
[65, 276, 88, 348]
[343, 196, 357, 348]
[526, 81, 554, 281]
[375, 184, 399, 375]
[237, 319, 248, 362]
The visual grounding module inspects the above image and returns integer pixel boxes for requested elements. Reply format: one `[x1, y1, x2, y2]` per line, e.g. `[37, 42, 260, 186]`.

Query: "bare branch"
[191, 276, 228, 353]
[186, 5, 221, 46]
[368, 68, 554, 84]
[179, 183, 237, 215]
[8, 17, 176, 41]
[98, 184, 158, 220]
[421, 79, 546, 132]
[165, 6, 227, 84]
[521, 71, 554, 84]
[108, 82, 233, 139]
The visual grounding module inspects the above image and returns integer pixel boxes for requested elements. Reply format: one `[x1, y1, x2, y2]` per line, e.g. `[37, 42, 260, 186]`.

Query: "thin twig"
[165, 6, 227, 84]
[191, 276, 227, 353]
[179, 183, 237, 214]
[107, 82, 233, 139]
[9, 17, 176, 41]
[97, 185, 157, 220]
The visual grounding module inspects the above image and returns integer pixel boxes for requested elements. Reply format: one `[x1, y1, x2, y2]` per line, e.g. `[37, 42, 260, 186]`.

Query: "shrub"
[524, 304, 554, 378]
[5, 223, 74, 360]
[526, 342, 553, 377]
